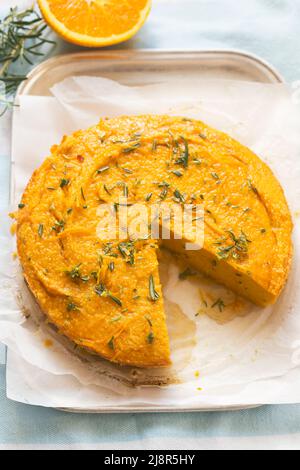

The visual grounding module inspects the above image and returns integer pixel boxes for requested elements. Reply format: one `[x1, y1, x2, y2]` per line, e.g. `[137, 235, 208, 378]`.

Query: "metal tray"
[13, 49, 283, 413]
[17, 49, 283, 98]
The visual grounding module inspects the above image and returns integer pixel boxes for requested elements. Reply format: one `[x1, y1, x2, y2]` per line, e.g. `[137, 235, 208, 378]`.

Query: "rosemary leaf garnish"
[38, 224, 43, 238]
[80, 187, 86, 201]
[103, 185, 111, 196]
[159, 187, 169, 200]
[217, 230, 251, 260]
[149, 275, 160, 302]
[52, 220, 65, 233]
[67, 301, 80, 312]
[172, 170, 183, 177]
[147, 331, 155, 344]
[95, 284, 122, 307]
[173, 189, 186, 203]
[18, 203, 25, 209]
[175, 136, 189, 168]
[60, 178, 70, 188]
[145, 193, 153, 202]
[122, 168, 133, 174]
[0, 7, 55, 116]
[108, 336, 115, 350]
[97, 166, 110, 174]
[123, 142, 141, 153]
[247, 179, 259, 195]
[65, 264, 90, 283]
[110, 316, 122, 323]
[118, 241, 135, 265]
[211, 298, 226, 312]
[108, 262, 115, 272]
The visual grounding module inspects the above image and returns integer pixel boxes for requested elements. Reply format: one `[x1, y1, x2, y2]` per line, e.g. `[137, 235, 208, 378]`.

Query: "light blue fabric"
[0, 0, 300, 449]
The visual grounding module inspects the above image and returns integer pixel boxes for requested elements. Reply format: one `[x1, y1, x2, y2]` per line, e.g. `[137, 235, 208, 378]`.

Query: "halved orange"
[38, 0, 152, 47]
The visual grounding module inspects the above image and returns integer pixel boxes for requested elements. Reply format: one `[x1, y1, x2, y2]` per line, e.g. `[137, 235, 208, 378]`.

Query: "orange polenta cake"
[16, 115, 293, 367]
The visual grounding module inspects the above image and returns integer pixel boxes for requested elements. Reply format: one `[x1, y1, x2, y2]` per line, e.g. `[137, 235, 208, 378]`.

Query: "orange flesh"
[44, 0, 149, 37]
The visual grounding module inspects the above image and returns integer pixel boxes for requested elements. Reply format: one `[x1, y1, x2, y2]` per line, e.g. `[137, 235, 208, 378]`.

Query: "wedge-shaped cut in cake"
[16, 115, 293, 367]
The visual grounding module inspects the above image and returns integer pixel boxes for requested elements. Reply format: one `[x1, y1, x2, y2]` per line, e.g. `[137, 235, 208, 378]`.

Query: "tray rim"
[16, 48, 284, 98]
[11, 48, 283, 414]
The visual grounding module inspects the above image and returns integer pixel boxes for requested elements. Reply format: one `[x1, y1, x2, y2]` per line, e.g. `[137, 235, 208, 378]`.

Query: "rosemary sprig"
[217, 230, 251, 260]
[149, 275, 160, 302]
[0, 7, 55, 116]
[95, 283, 122, 307]
[65, 264, 90, 283]
[211, 298, 226, 312]
[118, 241, 135, 265]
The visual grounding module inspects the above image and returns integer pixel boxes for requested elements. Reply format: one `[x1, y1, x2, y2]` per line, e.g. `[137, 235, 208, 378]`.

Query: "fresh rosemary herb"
[149, 275, 160, 302]
[107, 336, 115, 350]
[158, 181, 170, 188]
[108, 262, 115, 272]
[211, 172, 220, 180]
[0, 7, 55, 116]
[147, 331, 155, 344]
[122, 168, 133, 174]
[38, 224, 43, 237]
[159, 187, 169, 200]
[60, 178, 70, 188]
[103, 185, 112, 196]
[217, 230, 251, 260]
[156, 181, 169, 200]
[118, 241, 135, 265]
[145, 193, 153, 202]
[80, 187, 86, 201]
[175, 136, 189, 168]
[97, 166, 110, 174]
[52, 220, 65, 233]
[145, 315, 153, 327]
[95, 284, 122, 307]
[67, 301, 80, 312]
[172, 170, 183, 177]
[18, 203, 25, 209]
[179, 268, 196, 280]
[247, 179, 259, 195]
[110, 316, 122, 323]
[173, 189, 186, 203]
[103, 242, 115, 257]
[211, 298, 226, 312]
[65, 264, 90, 283]
[123, 142, 141, 153]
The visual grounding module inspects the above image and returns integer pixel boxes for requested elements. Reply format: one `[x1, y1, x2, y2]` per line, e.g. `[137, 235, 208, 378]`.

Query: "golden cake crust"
[16, 115, 293, 367]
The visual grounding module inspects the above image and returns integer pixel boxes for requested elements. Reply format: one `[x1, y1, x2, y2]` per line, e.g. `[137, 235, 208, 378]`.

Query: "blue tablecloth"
[1, 0, 300, 450]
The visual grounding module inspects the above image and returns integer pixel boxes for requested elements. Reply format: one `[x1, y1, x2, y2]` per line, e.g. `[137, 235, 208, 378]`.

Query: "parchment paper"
[1, 76, 300, 409]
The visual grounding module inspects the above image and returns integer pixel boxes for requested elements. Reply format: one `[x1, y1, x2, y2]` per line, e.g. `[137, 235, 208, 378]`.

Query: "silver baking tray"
[17, 49, 283, 97]
[12, 49, 283, 413]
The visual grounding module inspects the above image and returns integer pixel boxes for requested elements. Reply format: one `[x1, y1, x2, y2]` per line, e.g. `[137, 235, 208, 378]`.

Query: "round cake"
[16, 115, 293, 367]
